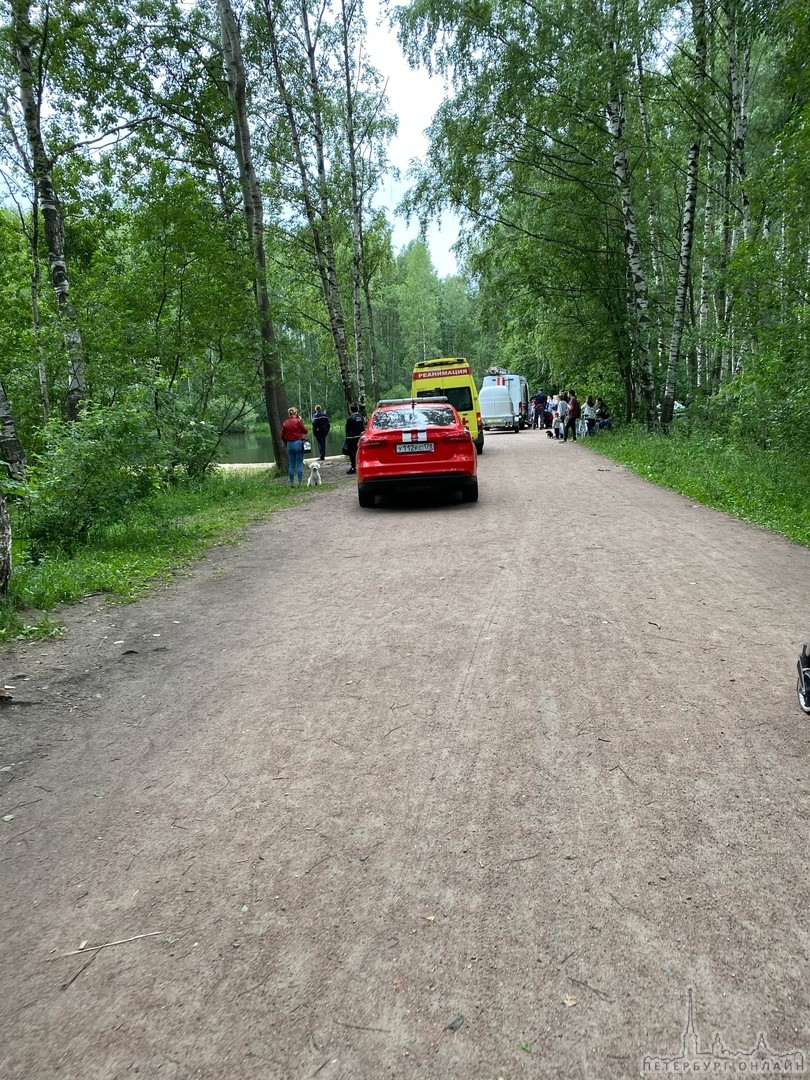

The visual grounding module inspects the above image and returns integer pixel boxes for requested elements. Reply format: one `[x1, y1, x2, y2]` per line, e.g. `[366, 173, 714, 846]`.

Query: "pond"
[218, 428, 345, 465]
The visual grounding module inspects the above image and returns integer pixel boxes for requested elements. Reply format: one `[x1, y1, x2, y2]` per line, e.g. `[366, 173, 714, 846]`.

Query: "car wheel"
[358, 486, 375, 508]
[461, 479, 479, 503]
[798, 675, 810, 715]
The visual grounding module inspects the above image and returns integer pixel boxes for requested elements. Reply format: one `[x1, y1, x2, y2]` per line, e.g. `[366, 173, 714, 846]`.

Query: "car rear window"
[372, 407, 457, 429]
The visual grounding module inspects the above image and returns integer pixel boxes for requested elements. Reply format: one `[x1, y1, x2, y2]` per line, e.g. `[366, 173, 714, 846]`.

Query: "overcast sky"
[363, 0, 461, 278]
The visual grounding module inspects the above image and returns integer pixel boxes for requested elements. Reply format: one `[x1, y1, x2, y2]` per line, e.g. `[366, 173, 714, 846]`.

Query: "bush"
[26, 403, 168, 549]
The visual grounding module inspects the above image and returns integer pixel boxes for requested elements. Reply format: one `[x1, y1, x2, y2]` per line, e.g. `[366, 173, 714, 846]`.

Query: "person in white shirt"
[582, 395, 597, 435]
[555, 393, 568, 439]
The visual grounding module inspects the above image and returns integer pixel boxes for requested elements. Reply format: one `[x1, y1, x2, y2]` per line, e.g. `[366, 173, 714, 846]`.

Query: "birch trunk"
[659, 141, 700, 424]
[262, 0, 356, 410]
[218, 0, 288, 471]
[636, 52, 666, 372]
[29, 186, 51, 420]
[0, 490, 10, 597]
[12, 0, 85, 419]
[606, 90, 656, 425]
[727, 1, 751, 242]
[0, 382, 28, 481]
[341, 0, 367, 412]
[363, 255, 381, 406]
[696, 141, 714, 387]
[661, 0, 706, 425]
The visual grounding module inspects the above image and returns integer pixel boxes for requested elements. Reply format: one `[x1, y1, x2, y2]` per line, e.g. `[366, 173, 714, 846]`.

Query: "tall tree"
[261, 0, 356, 409]
[7, 0, 86, 418]
[660, 0, 708, 425]
[218, 0, 289, 469]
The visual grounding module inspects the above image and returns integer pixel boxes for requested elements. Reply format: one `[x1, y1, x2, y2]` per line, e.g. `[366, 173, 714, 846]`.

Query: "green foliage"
[1, 468, 301, 642]
[591, 425, 810, 548]
[25, 402, 167, 548]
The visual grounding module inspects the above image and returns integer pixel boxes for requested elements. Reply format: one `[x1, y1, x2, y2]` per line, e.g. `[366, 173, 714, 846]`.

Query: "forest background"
[0, 0, 808, 636]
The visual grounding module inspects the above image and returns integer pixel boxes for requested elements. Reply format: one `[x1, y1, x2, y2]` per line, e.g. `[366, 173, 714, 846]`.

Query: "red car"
[356, 398, 479, 508]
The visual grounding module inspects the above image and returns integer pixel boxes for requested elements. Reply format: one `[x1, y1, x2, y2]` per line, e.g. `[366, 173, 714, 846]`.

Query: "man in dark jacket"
[344, 403, 365, 474]
[564, 389, 580, 442]
[312, 405, 330, 461]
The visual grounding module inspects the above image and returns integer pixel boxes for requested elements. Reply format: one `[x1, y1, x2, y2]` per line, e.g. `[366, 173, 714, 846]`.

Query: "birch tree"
[7, 0, 86, 418]
[261, 0, 356, 409]
[660, 0, 707, 425]
[218, 0, 289, 469]
[606, 80, 656, 425]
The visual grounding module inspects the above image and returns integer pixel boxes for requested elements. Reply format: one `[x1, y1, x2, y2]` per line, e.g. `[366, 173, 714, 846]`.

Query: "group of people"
[530, 389, 612, 440]
[279, 402, 365, 486]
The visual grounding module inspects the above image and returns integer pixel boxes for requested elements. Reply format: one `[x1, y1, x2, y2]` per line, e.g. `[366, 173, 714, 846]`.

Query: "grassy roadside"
[589, 426, 809, 548]
[1, 468, 311, 643]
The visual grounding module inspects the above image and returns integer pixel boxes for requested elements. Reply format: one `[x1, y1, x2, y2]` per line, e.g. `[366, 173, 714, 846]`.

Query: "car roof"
[375, 397, 450, 407]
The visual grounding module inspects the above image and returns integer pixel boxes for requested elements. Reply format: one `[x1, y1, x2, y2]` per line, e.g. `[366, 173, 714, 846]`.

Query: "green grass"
[590, 425, 809, 548]
[1, 467, 319, 643]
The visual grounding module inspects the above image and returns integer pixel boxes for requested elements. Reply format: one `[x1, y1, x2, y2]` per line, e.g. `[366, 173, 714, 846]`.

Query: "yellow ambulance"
[410, 357, 484, 453]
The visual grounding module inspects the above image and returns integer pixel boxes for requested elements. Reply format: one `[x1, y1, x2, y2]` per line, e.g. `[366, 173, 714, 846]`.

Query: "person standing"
[582, 395, 597, 435]
[531, 389, 547, 429]
[280, 407, 308, 486]
[312, 405, 330, 461]
[344, 402, 365, 474]
[564, 389, 580, 441]
[555, 393, 568, 439]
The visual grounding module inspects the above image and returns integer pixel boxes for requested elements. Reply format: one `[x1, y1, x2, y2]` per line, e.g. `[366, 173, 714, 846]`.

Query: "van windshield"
[416, 386, 473, 412]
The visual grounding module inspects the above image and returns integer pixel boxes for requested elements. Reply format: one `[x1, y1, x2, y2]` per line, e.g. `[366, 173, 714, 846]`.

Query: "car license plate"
[396, 442, 434, 454]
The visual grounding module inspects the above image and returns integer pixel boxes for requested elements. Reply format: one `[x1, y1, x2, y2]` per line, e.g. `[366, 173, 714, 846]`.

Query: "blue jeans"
[287, 440, 304, 484]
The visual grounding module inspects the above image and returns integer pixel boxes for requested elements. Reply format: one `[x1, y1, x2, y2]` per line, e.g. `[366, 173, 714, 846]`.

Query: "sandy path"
[2, 434, 808, 1079]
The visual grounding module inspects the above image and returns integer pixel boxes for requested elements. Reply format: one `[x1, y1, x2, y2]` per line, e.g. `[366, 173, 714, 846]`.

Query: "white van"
[479, 384, 519, 432]
[482, 368, 531, 428]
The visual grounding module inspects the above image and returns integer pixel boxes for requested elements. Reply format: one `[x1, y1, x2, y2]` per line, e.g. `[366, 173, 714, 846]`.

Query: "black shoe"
[347, 467, 356, 474]
[798, 645, 810, 715]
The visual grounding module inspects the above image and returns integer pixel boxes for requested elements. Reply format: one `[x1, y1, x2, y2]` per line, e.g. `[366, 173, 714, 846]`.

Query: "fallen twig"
[508, 851, 543, 863]
[4, 797, 43, 813]
[56, 931, 163, 958]
[334, 1020, 391, 1034]
[568, 975, 612, 1001]
[61, 950, 97, 990]
[304, 854, 331, 876]
[610, 764, 636, 785]
[205, 775, 230, 800]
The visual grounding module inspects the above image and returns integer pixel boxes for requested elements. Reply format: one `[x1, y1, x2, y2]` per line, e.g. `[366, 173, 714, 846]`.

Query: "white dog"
[306, 460, 322, 487]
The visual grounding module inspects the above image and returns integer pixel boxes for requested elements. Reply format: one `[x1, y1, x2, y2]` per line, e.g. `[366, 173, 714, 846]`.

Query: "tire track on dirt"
[2, 437, 810, 1079]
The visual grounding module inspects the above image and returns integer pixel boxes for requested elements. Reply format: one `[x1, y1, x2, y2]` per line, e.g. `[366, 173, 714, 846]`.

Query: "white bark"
[606, 90, 656, 425]
[697, 143, 714, 387]
[12, 0, 85, 419]
[636, 52, 665, 371]
[262, 0, 356, 409]
[0, 382, 27, 481]
[218, 0, 288, 470]
[341, 0, 367, 412]
[0, 490, 10, 597]
[661, 0, 706, 425]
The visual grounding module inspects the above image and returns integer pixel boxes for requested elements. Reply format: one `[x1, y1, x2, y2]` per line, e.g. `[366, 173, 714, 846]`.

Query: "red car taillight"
[361, 436, 387, 448]
[444, 432, 472, 442]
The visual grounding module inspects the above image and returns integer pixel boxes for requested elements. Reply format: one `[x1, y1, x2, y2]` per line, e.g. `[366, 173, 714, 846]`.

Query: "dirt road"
[2, 433, 809, 1080]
